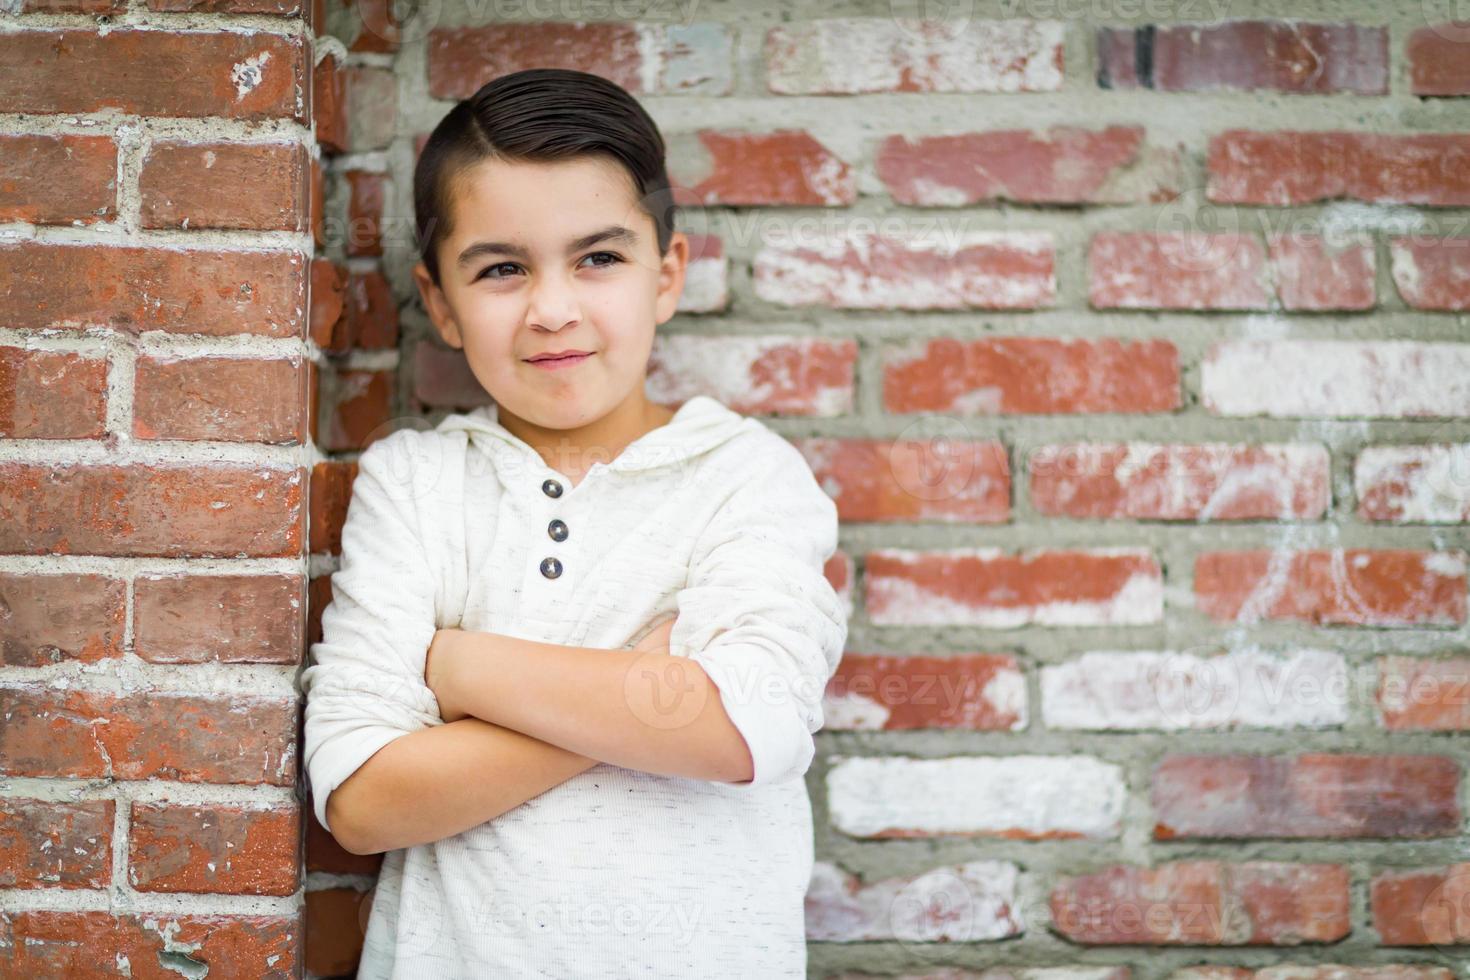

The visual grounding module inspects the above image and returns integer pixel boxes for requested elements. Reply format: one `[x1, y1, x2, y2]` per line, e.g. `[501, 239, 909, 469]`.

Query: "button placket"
[539, 477, 568, 580]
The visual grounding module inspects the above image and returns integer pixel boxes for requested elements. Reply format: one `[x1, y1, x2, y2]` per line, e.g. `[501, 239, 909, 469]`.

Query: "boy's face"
[412, 154, 687, 431]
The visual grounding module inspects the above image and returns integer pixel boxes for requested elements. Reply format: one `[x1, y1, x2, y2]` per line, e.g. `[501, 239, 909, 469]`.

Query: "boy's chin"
[509, 385, 637, 426]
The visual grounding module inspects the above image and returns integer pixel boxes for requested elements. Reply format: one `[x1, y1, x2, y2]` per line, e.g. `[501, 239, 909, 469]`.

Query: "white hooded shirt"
[299, 393, 849, 979]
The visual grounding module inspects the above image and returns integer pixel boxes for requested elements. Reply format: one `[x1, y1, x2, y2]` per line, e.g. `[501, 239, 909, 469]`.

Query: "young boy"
[299, 67, 849, 977]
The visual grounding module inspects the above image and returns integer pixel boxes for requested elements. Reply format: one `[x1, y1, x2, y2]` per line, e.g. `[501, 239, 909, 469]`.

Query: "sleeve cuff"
[307, 725, 418, 835]
[692, 645, 817, 791]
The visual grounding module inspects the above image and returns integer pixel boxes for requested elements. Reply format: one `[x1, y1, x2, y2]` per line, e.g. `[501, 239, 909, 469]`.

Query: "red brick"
[1389, 237, 1470, 311]
[304, 887, 373, 976]
[766, 17, 1063, 94]
[865, 547, 1163, 626]
[0, 462, 304, 558]
[1208, 131, 1470, 206]
[824, 653, 1025, 731]
[17, 0, 124, 11]
[824, 551, 852, 614]
[411, 342, 492, 411]
[306, 572, 333, 645]
[134, 573, 305, 665]
[428, 22, 729, 97]
[320, 369, 393, 452]
[428, 22, 642, 98]
[755, 231, 1054, 309]
[670, 130, 854, 206]
[1356, 443, 1470, 523]
[146, 0, 303, 13]
[1099, 21, 1387, 94]
[309, 460, 358, 555]
[1051, 861, 1350, 944]
[306, 358, 320, 448]
[1168, 969, 1447, 980]
[0, 134, 116, 225]
[314, 53, 348, 154]
[310, 156, 324, 248]
[883, 336, 1180, 415]
[343, 268, 399, 349]
[140, 141, 310, 232]
[310, 257, 348, 349]
[0, 687, 297, 785]
[1096, 28, 1140, 89]
[133, 356, 307, 444]
[1268, 233, 1376, 310]
[1372, 863, 1470, 945]
[877, 126, 1184, 205]
[0, 910, 300, 977]
[348, 0, 399, 52]
[0, 242, 306, 338]
[0, 572, 125, 667]
[0, 798, 113, 889]
[129, 803, 300, 895]
[1377, 655, 1470, 731]
[1407, 25, 1470, 96]
[0, 30, 307, 121]
[0, 347, 107, 439]
[1029, 443, 1329, 520]
[1089, 231, 1270, 310]
[1153, 753, 1461, 839]
[345, 170, 387, 257]
[1195, 548, 1467, 627]
[792, 437, 1009, 523]
[646, 335, 857, 417]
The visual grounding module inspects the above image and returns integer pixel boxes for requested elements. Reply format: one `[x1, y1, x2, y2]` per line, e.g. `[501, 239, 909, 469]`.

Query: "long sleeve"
[300, 430, 444, 834]
[669, 437, 848, 790]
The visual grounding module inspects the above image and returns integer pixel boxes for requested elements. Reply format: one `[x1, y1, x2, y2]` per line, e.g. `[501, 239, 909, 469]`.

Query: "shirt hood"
[434, 394, 760, 474]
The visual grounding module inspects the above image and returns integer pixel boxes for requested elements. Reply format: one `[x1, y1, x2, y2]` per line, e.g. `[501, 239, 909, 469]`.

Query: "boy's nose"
[526, 272, 581, 332]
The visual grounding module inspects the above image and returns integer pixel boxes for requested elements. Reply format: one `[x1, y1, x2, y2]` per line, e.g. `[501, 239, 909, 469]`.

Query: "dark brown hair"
[413, 68, 677, 288]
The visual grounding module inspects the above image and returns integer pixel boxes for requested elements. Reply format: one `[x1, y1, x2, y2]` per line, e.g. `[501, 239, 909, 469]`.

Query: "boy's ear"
[412, 261, 464, 349]
[653, 231, 689, 327]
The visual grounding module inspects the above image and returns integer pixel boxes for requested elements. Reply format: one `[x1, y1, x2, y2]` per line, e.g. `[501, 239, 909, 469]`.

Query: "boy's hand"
[425, 628, 470, 723]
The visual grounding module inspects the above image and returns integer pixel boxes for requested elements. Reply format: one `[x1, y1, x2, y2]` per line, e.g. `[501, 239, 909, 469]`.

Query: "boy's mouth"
[525, 352, 593, 370]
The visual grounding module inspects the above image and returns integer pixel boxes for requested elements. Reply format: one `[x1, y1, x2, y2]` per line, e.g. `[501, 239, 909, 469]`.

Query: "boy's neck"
[497, 389, 677, 487]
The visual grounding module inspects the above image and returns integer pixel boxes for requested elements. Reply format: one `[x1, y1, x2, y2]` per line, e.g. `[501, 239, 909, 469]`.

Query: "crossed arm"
[327, 620, 754, 855]
[307, 432, 846, 857]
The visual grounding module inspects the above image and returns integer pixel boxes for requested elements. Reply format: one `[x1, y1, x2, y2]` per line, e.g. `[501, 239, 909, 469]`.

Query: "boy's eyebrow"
[456, 225, 640, 268]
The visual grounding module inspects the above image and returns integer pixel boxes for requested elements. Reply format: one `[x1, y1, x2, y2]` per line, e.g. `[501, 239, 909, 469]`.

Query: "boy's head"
[411, 68, 688, 433]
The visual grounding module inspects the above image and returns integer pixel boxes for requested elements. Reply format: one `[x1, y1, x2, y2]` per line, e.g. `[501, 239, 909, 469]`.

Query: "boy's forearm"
[442, 630, 754, 786]
[327, 716, 599, 855]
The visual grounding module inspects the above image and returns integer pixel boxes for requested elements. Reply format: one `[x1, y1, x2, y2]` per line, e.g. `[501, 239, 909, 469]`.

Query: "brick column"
[0, 0, 331, 972]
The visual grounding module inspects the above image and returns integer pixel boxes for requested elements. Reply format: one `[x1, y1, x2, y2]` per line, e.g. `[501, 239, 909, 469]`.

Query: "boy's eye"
[474, 252, 624, 282]
[478, 262, 520, 281]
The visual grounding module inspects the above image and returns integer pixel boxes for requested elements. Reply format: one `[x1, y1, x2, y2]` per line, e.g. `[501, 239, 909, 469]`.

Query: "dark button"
[542, 479, 563, 498]
[548, 519, 568, 542]
[539, 556, 563, 579]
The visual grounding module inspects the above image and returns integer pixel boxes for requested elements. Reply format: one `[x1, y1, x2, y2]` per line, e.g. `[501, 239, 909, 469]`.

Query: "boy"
[300, 67, 849, 977]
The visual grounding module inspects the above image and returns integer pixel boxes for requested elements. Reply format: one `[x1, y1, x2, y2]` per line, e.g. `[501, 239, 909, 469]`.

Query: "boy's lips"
[526, 352, 593, 371]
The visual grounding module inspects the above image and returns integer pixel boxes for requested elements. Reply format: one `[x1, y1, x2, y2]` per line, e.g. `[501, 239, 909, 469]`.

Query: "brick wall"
[0, 0, 326, 972]
[4, 1, 1469, 977]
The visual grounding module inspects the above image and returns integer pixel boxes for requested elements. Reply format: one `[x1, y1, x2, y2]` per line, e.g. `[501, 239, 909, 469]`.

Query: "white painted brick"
[826, 754, 1126, 838]
[1040, 647, 1349, 730]
[1203, 340, 1470, 418]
